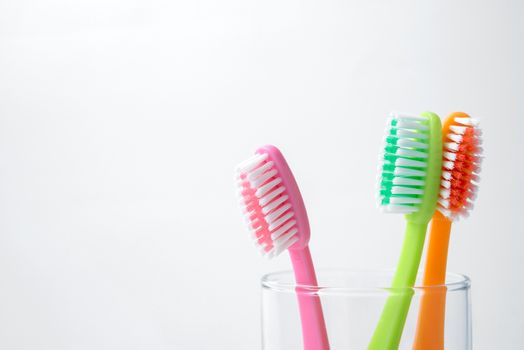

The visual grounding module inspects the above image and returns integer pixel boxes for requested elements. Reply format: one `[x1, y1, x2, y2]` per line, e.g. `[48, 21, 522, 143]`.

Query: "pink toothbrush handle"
[289, 247, 330, 350]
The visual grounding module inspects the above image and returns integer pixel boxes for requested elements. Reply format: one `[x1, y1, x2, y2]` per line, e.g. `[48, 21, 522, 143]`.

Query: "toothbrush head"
[236, 145, 310, 258]
[378, 112, 443, 224]
[438, 112, 483, 220]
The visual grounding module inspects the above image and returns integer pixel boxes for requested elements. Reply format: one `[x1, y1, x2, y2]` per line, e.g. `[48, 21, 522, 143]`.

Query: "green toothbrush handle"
[368, 221, 427, 350]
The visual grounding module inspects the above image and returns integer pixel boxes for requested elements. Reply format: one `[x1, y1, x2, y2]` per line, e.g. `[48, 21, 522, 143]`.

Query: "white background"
[0, 0, 523, 349]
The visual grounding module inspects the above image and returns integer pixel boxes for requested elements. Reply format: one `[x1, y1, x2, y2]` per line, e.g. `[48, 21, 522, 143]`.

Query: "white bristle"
[393, 177, 425, 186]
[440, 188, 450, 199]
[392, 187, 424, 195]
[262, 195, 289, 214]
[259, 186, 285, 206]
[247, 161, 274, 180]
[397, 139, 429, 149]
[250, 169, 278, 188]
[447, 133, 463, 143]
[395, 168, 426, 177]
[256, 178, 282, 197]
[273, 229, 298, 248]
[445, 142, 460, 151]
[396, 129, 429, 139]
[396, 120, 429, 131]
[443, 152, 457, 161]
[268, 212, 294, 232]
[265, 203, 292, 224]
[273, 236, 299, 256]
[397, 149, 428, 158]
[396, 158, 427, 168]
[443, 160, 455, 170]
[390, 197, 422, 204]
[449, 125, 467, 135]
[455, 117, 479, 126]
[236, 153, 268, 173]
[438, 199, 450, 208]
[271, 220, 297, 240]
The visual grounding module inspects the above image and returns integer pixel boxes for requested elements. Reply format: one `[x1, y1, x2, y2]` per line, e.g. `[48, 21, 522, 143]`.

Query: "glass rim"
[261, 269, 470, 295]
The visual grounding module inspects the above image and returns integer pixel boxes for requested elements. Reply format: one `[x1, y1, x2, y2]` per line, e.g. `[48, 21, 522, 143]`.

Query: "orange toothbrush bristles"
[413, 112, 482, 350]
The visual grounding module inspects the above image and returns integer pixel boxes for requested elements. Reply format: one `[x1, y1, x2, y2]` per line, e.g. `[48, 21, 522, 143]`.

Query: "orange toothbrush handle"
[413, 211, 452, 350]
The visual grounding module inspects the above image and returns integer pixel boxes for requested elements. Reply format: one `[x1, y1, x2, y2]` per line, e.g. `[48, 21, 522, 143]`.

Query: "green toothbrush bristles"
[378, 112, 443, 222]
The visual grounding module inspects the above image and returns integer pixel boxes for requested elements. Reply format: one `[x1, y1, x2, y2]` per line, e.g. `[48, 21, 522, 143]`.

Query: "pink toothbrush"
[236, 145, 330, 350]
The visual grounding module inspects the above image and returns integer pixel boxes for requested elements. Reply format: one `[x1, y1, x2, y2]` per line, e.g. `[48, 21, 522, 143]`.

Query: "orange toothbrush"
[413, 112, 483, 350]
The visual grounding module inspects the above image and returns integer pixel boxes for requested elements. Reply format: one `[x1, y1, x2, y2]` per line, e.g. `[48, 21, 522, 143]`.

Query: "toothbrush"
[413, 112, 483, 350]
[369, 112, 443, 350]
[236, 145, 330, 350]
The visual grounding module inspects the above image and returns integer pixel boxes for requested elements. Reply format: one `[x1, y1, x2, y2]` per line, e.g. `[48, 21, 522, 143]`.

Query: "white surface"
[0, 0, 523, 349]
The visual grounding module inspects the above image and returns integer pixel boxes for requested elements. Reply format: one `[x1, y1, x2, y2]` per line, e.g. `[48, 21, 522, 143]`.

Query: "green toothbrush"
[369, 112, 442, 350]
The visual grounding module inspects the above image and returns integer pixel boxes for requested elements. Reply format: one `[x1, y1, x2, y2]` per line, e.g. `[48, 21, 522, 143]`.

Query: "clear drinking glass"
[261, 269, 471, 349]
